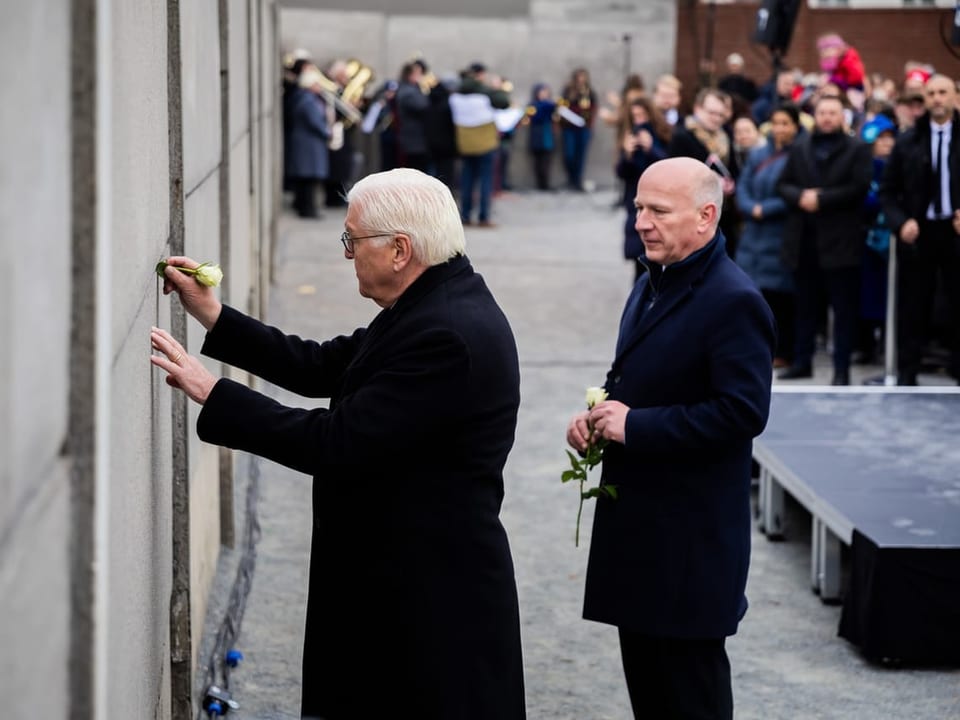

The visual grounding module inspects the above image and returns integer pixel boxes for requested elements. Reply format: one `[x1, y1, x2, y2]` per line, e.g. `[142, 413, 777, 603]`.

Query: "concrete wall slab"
[230, 141, 254, 312]
[111, 0, 170, 344]
[284, 0, 530, 18]
[229, 0, 251, 146]
[0, 0, 72, 712]
[107, 329, 175, 716]
[184, 174, 223, 663]
[181, 0, 223, 193]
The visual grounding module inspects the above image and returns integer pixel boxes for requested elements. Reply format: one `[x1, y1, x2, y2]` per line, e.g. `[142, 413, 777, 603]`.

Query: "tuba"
[341, 59, 375, 112]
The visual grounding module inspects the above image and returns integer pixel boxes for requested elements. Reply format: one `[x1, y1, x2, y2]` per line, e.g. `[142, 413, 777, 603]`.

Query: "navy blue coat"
[284, 87, 330, 180]
[583, 231, 775, 639]
[735, 142, 794, 292]
[197, 256, 525, 719]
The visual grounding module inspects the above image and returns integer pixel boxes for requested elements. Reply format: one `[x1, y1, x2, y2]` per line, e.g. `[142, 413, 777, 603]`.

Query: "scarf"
[685, 115, 730, 164]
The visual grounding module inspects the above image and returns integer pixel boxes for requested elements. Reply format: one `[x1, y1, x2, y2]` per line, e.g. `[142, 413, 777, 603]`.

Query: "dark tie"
[933, 129, 943, 218]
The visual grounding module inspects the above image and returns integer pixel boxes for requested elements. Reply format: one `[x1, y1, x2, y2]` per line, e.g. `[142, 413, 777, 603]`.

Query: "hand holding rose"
[157, 256, 223, 331]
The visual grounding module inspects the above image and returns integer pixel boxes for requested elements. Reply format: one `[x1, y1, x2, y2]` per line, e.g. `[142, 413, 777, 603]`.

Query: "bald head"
[925, 74, 956, 124]
[634, 158, 723, 266]
[644, 158, 723, 219]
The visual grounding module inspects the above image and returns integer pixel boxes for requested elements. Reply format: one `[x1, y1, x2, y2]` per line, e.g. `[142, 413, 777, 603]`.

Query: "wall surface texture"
[0, 0, 279, 717]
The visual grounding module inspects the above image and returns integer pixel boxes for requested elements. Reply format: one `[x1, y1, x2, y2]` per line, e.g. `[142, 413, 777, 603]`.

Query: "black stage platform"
[753, 387, 960, 664]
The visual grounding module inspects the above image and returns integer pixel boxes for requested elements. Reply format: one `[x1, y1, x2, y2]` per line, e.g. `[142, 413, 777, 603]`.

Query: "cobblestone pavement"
[200, 188, 960, 719]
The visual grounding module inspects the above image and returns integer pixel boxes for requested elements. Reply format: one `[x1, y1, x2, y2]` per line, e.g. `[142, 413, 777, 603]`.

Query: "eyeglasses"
[340, 230, 395, 253]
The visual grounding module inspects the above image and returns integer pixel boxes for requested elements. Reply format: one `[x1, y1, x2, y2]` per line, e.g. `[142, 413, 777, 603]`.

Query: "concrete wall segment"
[180, 0, 223, 194]
[229, 141, 253, 311]
[0, 475, 70, 720]
[0, 0, 72, 713]
[183, 175, 224, 668]
[110, 0, 170, 346]
[107, 330, 175, 716]
[229, 0, 251, 145]
[283, 0, 530, 16]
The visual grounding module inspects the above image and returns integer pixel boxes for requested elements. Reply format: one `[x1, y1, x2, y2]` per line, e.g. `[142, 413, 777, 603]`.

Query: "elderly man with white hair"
[151, 168, 526, 719]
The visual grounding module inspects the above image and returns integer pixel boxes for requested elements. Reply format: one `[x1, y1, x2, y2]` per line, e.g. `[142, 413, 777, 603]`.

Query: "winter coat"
[197, 256, 526, 719]
[777, 131, 873, 271]
[735, 142, 793, 292]
[583, 231, 775, 639]
[284, 87, 330, 180]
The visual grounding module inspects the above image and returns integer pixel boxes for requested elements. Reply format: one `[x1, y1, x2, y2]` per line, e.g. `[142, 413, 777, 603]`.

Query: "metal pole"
[883, 235, 898, 386]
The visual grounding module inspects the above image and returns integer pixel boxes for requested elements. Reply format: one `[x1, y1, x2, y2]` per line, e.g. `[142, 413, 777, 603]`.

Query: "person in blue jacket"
[567, 157, 775, 720]
[527, 83, 556, 190]
[735, 102, 802, 367]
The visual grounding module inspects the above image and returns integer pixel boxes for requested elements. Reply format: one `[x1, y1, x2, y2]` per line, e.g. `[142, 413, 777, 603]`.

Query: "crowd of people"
[152, 31, 960, 720]
[610, 40, 958, 387]
[282, 37, 959, 390]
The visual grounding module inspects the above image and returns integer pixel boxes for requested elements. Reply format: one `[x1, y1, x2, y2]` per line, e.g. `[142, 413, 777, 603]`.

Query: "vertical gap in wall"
[218, 0, 235, 550]
[69, 0, 97, 717]
[166, 0, 193, 717]
[247, 0, 259, 319]
[269, 0, 281, 281]
[256, 2, 269, 317]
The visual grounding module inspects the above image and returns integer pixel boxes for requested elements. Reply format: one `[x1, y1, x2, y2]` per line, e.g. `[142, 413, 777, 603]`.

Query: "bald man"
[567, 158, 775, 718]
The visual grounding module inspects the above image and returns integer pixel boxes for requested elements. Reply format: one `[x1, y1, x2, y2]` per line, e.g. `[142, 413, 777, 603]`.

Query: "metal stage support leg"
[756, 464, 767, 526]
[760, 466, 784, 539]
[812, 517, 842, 602]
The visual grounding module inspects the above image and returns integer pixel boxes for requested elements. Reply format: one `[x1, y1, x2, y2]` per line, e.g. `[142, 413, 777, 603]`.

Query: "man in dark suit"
[151, 169, 525, 719]
[880, 74, 960, 385]
[776, 94, 873, 385]
[567, 157, 775, 719]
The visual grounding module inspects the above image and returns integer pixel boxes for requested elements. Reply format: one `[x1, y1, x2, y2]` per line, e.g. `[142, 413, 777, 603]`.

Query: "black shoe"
[897, 373, 918, 386]
[831, 370, 850, 386]
[778, 364, 813, 380]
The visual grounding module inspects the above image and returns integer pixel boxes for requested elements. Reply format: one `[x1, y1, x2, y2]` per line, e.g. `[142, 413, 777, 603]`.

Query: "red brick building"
[675, 1, 958, 108]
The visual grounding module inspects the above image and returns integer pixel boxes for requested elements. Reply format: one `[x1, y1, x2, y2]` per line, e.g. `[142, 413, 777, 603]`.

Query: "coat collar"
[615, 231, 726, 360]
[352, 254, 471, 364]
[392, 254, 471, 315]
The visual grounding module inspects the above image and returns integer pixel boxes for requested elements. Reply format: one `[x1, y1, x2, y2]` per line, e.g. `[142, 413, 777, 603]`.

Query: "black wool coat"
[777, 131, 873, 271]
[583, 232, 775, 639]
[880, 110, 960, 234]
[197, 256, 525, 719]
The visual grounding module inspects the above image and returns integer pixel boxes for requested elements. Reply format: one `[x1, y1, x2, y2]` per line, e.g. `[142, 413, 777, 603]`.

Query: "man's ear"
[393, 233, 414, 271]
[698, 202, 719, 232]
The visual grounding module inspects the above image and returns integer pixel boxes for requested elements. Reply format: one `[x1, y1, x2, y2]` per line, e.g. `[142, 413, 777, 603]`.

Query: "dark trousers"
[897, 219, 960, 380]
[762, 288, 796, 363]
[291, 177, 319, 218]
[431, 155, 457, 194]
[618, 629, 733, 720]
[562, 126, 591, 189]
[460, 150, 495, 222]
[793, 236, 860, 372]
[532, 150, 552, 190]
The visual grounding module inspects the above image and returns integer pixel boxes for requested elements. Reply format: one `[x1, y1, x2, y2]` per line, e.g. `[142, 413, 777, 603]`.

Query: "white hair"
[693, 170, 723, 225]
[346, 169, 466, 266]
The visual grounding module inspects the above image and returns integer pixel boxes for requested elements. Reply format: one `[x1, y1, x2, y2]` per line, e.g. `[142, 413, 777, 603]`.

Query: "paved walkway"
[201, 189, 960, 719]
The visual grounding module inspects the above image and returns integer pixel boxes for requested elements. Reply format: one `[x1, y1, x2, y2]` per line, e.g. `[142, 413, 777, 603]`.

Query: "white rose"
[585, 386, 608, 409]
[194, 263, 224, 287]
